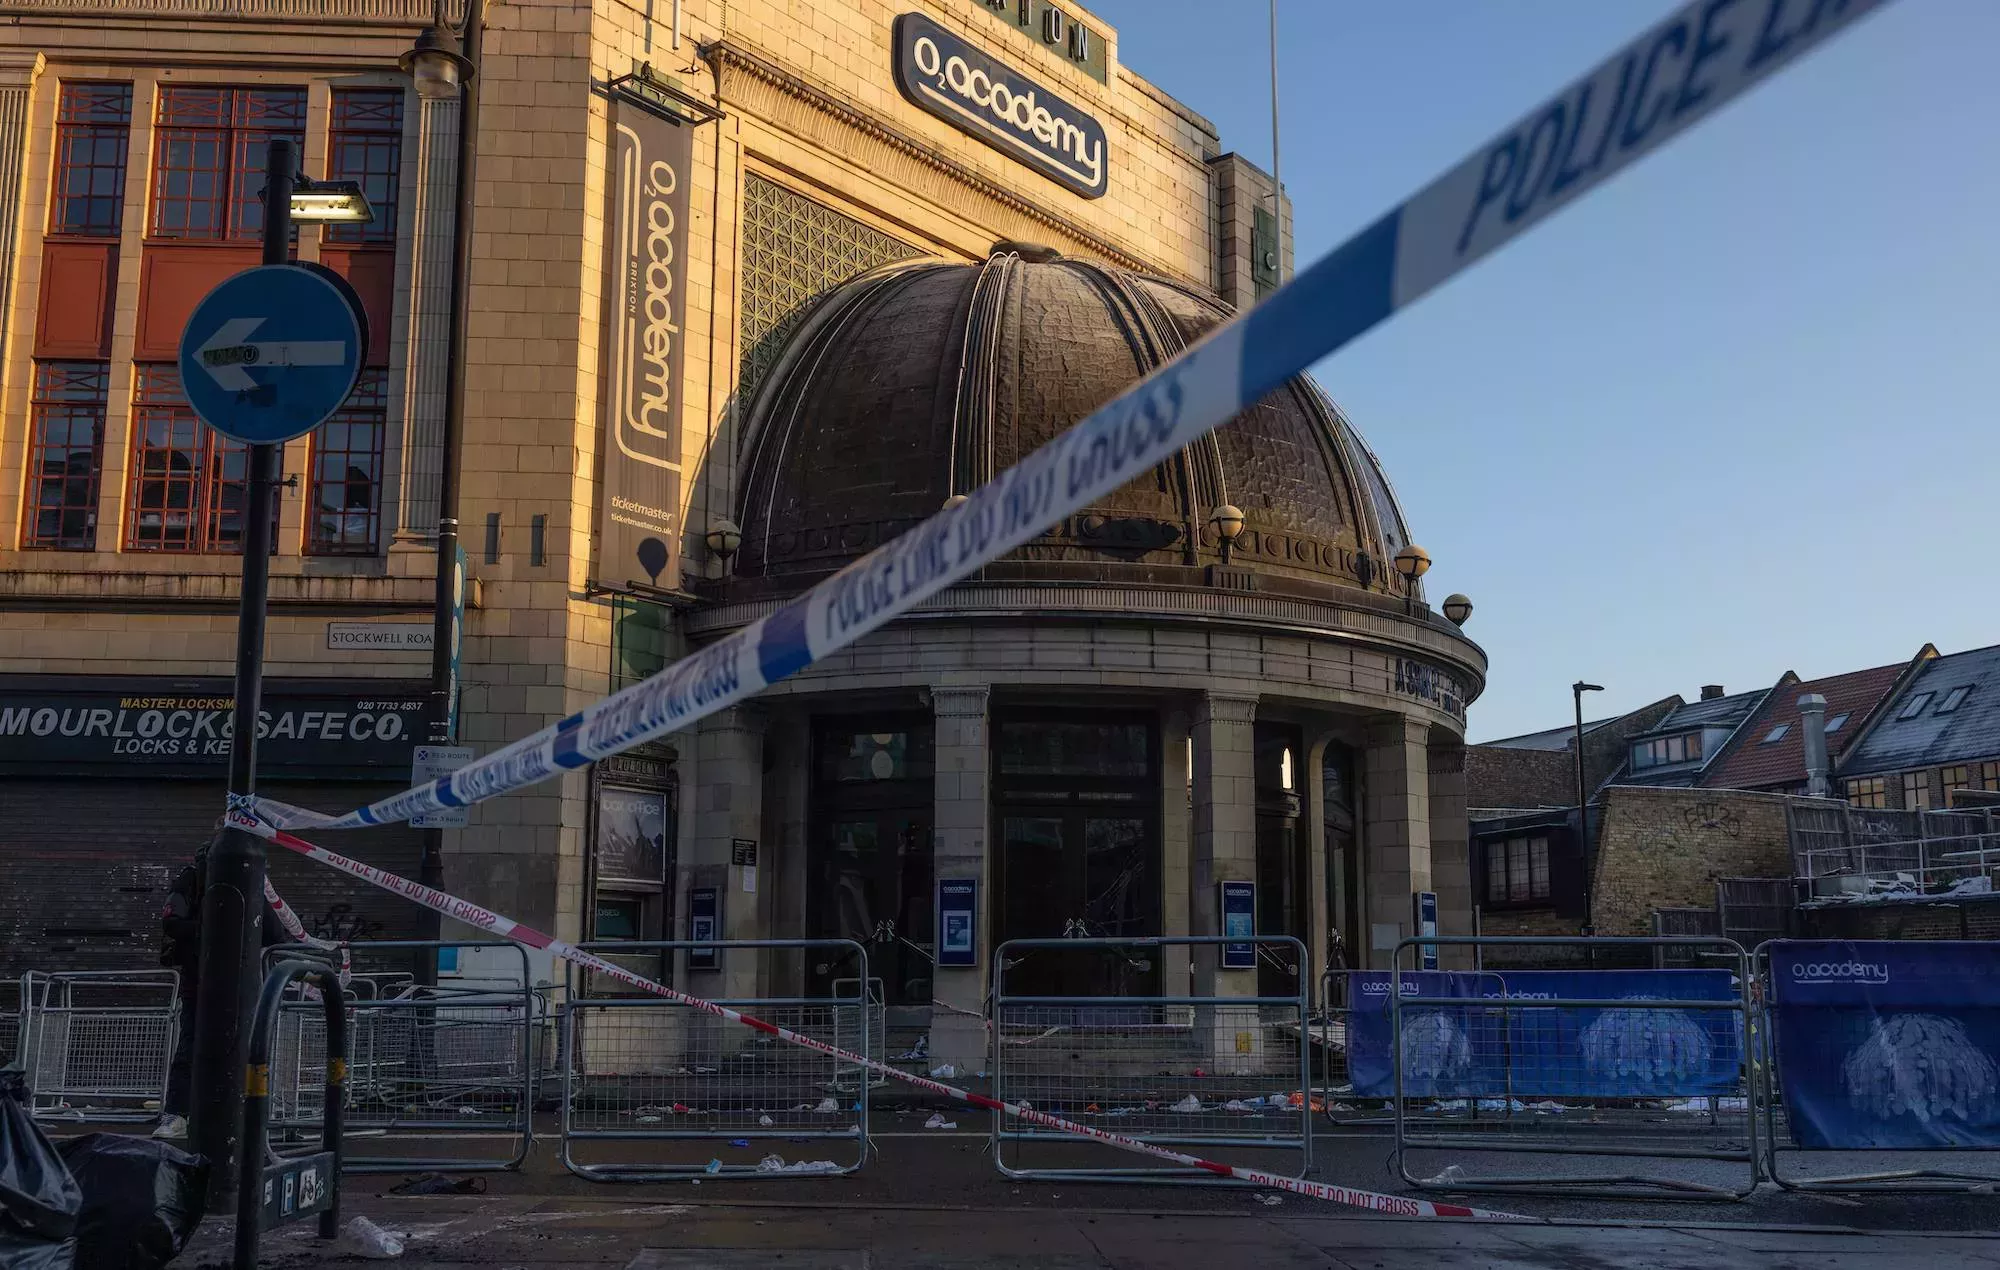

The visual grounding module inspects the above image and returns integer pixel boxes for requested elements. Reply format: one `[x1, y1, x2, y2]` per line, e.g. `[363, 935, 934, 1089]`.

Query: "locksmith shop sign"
[893, 12, 1107, 199]
[0, 679, 426, 776]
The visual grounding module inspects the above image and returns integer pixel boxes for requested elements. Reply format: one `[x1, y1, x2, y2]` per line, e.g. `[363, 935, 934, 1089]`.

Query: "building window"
[1633, 732, 1703, 769]
[1485, 836, 1551, 905]
[738, 175, 922, 409]
[1980, 762, 2000, 792]
[1896, 692, 1934, 722]
[1937, 686, 1972, 715]
[149, 85, 307, 240]
[50, 83, 132, 237]
[325, 89, 403, 245]
[306, 369, 386, 554]
[1942, 766, 1972, 801]
[126, 365, 259, 552]
[1845, 776, 1887, 809]
[23, 362, 109, 549]
[1901, 771, 1931, 812]
[1760, 724, 1790, 745]
[1823, 712, 1850, 734]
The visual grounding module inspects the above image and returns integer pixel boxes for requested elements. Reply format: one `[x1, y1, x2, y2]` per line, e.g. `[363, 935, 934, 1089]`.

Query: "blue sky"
[1084, 0, 1997, 739]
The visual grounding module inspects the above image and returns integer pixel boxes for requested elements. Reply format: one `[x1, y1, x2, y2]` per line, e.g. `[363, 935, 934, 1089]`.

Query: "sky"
[1082, 0, 1998, 740]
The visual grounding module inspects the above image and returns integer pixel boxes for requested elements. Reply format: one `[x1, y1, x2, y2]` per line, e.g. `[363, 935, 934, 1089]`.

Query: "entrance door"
[998, 810, 1159, 997]
[811, 810, 932, 1007]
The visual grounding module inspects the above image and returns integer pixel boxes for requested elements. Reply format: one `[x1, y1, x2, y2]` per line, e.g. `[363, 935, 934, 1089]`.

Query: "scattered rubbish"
[1526, 1100, 1568, 1113]
[1255, 1193, 1283, 1206]
[1168, 1095, 1202, 1113]
[1, 1065, 79, 1268]
[755, 1154, 841, 1174]
[670, 1066, 692, 1076]
[896, 1036, 929, 1061]
[637, 1116, 662, 1124]
[1418, 1165, 1465, 1186]
[1222, 1100, 1252, 1112]
[387, 1172, 486, 1197]
[690, 1179, 700, 1186]
[813, 1098, 839, 1113]
[695, 1066, 719, 1074]
[672, 1104, 692, 1115]
[1662, 1096, 1748, 1113]
[1084, 1103, 1100, 1113]
[758, 1115, 774, 1127]
[728, 1139, 751, 1148]
[975, 1071, 990, 1079]
[635, 1105, 663, 1115]
[1192, 1068, 1206, 1078]
[930, 1064, 956, 1079]
[456, 1106, 484, 1117]
[704, 1159, 722, 1175]
[923, 1113, 957, 1130]
[337, 1216, 406, 1260]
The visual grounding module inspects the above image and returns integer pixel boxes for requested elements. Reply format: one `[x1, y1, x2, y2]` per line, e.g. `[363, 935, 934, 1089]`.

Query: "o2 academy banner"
[598, 92, 690, 592]
[1769, 940, 2000, 1149]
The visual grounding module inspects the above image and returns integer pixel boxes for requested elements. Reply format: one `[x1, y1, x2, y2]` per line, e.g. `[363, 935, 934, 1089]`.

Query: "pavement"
[167, 1127, 2000, 1269]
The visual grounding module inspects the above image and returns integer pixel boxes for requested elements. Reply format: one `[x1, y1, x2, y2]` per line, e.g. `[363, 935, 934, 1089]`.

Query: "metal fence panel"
[992, 937, 1312, 1186]
[1755, 939, 2000, 1194]
[1389, 937, 1759, 1202]
[266, 941, 537, 1173]
[20, 970, 179, 1123]
[559, 940, 869, 1181]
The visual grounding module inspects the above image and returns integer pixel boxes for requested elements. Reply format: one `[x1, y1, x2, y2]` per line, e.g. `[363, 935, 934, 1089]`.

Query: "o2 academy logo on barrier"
[893, 12, 1107, 199]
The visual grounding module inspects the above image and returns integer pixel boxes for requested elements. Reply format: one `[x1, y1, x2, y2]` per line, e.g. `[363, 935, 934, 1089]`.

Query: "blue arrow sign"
[177, 263, 366, 445]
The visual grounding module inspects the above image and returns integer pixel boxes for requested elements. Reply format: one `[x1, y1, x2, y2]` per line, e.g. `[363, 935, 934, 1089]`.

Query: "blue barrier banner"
[1769, 940, 2000, 1149]
[1349, 970, 1741, 1099]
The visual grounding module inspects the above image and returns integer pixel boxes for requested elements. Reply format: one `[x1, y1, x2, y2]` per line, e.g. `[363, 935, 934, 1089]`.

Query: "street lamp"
[704, 518, 742, 567]
[1209, 503, 1245, 565]
[287, 176, 374, 224]
[1573, 680, 1604, 946]
[1393, 543, 1430, 613]
[408, 0, 483, 986]
[1442, 593, 1473, 626]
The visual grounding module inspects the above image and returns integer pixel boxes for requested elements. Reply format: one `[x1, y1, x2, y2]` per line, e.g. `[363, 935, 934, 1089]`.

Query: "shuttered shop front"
[0, 677, 430, 979]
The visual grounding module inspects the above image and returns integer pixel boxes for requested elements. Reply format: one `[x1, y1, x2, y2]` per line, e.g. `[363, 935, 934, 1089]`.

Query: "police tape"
[228, 810, 1529, 1221]
[262, 878, 352, 994]
[241, 0, 1890, 838]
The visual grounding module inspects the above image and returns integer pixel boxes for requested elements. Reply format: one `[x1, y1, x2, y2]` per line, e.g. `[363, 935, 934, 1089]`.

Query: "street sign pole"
[189, 137, 294, 1204]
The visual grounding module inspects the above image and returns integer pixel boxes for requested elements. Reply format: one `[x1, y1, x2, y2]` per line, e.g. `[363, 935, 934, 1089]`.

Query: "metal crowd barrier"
[18, 969, 180, 1123]
[992, 936, 1312, 1186]
[1755, 939, 2000, 1193]
[559, 939, 871, 1180]
[265, 941, 537, 1173]
[1388, 937, 1759, 1201]
[830, 976, 887, 1092]
[1, 977, 20, 1069]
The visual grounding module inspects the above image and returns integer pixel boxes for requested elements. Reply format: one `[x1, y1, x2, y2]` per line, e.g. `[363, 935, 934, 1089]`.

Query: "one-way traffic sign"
[177, 263, 368, 445]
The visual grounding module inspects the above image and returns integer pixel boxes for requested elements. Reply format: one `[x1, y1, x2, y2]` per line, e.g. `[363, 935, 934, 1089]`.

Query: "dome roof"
[734, 249, 1420, 599]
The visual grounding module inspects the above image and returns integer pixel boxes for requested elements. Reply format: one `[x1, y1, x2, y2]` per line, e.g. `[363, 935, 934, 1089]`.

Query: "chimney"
[1798, 693, 1831, 799]
[1700, 684, 1726, 700]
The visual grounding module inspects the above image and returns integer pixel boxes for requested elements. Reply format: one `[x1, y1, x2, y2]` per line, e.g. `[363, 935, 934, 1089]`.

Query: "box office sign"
[893, 12, 1108, 199]
[0, 680, 426, 776]
[597, 90, 690, 592]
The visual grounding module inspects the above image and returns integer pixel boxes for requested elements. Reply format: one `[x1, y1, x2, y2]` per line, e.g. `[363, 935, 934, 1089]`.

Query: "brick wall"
[1804, 897, 2000, 941]
[1466, 746, 1572, 809]
[1591, 785, 1793, 935]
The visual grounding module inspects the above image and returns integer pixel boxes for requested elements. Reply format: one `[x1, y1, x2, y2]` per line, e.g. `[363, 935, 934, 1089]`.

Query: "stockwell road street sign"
[178, 263, 368, 445]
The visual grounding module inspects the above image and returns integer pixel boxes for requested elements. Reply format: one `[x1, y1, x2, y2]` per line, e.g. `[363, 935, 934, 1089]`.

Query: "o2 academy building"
[0, 0, 1484, 1035]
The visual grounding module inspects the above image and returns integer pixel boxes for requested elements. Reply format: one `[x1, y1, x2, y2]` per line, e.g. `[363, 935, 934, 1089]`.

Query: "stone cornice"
[0, 52, 45, 85]
[687, 580, 1489, 694]
[702, 37, 1168, 279]
[0, 0, 451, 22]
[0, 568, 437, 612]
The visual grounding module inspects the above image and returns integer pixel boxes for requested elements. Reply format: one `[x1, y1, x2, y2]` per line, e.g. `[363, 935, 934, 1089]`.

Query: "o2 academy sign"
[893, 12, 1107, 200]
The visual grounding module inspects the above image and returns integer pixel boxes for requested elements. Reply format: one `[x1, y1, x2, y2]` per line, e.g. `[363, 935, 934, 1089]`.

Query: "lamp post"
[1442, 593, 1473, 626]
[1209, 503, 1245, 565]
[403, 0, 481, 984]
[1573, 680, 1604, 948]
[1393, 543, 1430, 614]
[189, 140, 375, 1205]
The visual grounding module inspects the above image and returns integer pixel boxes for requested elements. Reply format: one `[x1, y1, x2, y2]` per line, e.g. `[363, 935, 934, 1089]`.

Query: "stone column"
[0, 53, 45, 373]
[392, 92, 461, 542]
[930, 686, 989, 1071]
[692, 706, 766, 1002]
[1302, 729, 1337, 991]
[1363, 716, 1432, 970]
[1427, 743, 1472, 970]
[1159, 707, 1193, 997]
[763, 710, 811, 994]
[1192, 693, 1258, 1065]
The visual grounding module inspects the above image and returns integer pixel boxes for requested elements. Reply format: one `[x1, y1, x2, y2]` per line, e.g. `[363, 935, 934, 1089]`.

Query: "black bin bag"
[0, 1067, 79, 1270]
[58, 1134, 208, 1270]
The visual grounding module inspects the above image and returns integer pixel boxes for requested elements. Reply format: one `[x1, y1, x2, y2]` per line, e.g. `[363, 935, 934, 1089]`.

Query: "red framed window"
[50, 84, 132, 238]
[23, 362, 109, 549]
[126, 364, 265, 552]
[149, 86, 306, 240]
[306, 368, 387, 555]
[325, 90, 403, 246]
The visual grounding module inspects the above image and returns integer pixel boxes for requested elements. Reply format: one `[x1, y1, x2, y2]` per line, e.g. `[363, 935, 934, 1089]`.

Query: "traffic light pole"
[189, 137, 292, 1205]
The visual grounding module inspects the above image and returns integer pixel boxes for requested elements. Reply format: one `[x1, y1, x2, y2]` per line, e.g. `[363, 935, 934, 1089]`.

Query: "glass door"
[810, 810, 932, 1007]
[998, 809, 1159, 998]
